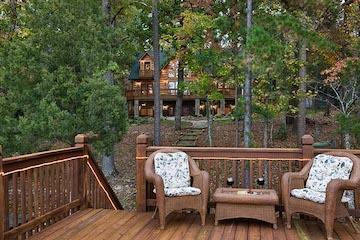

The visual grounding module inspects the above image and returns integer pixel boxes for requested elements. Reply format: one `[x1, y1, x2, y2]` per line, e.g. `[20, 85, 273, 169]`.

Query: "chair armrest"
[326, 179, 357, 203]
[193, 171, 209, 203]
[144, 162, 165, 200]
[282, 172, 306, 192]
[281, 172, 307, 210]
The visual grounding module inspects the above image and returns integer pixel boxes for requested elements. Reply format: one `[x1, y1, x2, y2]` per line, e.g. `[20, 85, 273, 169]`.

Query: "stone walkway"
[174, 118, 207, 147]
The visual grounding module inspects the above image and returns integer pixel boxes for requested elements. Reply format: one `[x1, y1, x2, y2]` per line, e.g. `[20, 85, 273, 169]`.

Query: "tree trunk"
[269, 119, 274, 146]
[242, 0, 253, 189]
[206, 97, 213, 147]
[175, 60, 184, 130]
[263, 119, 269, 148]
[235, 86, 242, 147]
[344, 133, 351, 149]
[152, 0, 161, 145]
[297, 39, 307, 145]
[243, 0, 253, 148]
[101, 0, 117, 177]
[10, 0, 17, 32]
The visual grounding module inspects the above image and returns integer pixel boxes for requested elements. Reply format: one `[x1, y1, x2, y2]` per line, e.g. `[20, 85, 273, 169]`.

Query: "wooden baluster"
[33, 168, 39, 224]
[52, 163, 57, 213]
[47, 166, 51, 215]
[258, 160, 263, 184]
[268, 161, 273, 189]
[241, 160, 245, 188]
[4, 176, 9, 233]
[249, 160, 253, 189]
[67, 160, 71, 212]
[27, 169, 33, 229]
[39, 167, 44, 222]
[44, 166, 49, 217]
[20, 171, 26, 225]
[55, 163, 60, 213]
[216, 160, 220, 188]
[232, 160, 237, 186]
[59, 162, 64, 212]
[223, 160, 228, 186]
[91, 175, 94, 207]
[96, 184, 99, 208]
[67, 160, 72, 213]
[288, 160, 292, 172]
[73, 159, 79, 202]
[12, 172, 18, 228]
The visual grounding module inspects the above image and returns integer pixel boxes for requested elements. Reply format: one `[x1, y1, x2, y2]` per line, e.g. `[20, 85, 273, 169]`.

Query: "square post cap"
[301, 135, 314, 145]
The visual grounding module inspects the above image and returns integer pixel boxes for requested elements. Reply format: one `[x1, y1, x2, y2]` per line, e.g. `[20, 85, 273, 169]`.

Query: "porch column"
[195, 99, 200, 116]
[134, 100, 139, 118]
[220, 99, 226, 115]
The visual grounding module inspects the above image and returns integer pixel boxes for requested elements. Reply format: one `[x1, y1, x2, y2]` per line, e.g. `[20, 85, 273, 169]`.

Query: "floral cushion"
[305, 154, 353, 192]
[291, 154, 354, 205]
[291, 188, 351, 204]
[153, 187, 201, 197]
[154, 151, 191, 189]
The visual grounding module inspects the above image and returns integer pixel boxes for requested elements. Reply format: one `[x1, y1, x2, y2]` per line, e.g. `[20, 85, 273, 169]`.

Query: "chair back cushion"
[306, 154, 353, 192]
[154, 151, 191, 189]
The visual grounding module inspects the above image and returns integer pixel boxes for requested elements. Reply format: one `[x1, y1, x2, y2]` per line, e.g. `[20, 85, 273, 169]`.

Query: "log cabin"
[126, 51, 236, 117]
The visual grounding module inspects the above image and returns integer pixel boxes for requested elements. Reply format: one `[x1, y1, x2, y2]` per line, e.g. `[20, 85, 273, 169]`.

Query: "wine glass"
[226, 177, 234, 188]
[257, 177, 265, 189]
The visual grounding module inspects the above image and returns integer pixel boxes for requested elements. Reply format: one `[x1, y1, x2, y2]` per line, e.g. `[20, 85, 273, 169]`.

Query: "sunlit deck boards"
[29, 209, 360, 240]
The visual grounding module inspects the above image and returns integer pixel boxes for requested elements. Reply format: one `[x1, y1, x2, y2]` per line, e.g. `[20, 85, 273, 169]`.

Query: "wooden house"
[126, 52, 236, 117]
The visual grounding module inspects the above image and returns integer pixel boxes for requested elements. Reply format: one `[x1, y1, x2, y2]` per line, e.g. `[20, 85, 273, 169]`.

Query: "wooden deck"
[28, 209, 360, 240]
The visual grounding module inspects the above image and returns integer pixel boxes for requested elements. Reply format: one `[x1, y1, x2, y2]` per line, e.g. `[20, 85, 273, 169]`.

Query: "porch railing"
[0, 134, 122, 240]
[135, 134, 360, 216]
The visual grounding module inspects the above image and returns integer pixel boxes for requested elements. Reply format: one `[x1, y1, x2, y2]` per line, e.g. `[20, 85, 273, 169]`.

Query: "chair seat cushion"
[154, 152, 190, 189]
[306, 154, 353, 192]
[291, 188, 351, 204]
[153, 187, 201, 197]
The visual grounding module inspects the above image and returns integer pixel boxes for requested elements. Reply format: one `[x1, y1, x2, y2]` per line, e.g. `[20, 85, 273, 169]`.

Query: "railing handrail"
[84, 144, 122, 210]
[3, 146, 83, 165]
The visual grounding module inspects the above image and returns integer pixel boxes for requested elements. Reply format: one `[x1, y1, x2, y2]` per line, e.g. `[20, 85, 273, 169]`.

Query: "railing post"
[75, 134, 89, 209]
[302, 135, 314, 160]
[136, 134, 149, 212]
[0, 146, 5, 240]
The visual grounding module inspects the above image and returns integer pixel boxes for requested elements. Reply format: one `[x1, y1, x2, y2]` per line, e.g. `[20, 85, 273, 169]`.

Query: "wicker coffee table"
[213, 188, 279, 229]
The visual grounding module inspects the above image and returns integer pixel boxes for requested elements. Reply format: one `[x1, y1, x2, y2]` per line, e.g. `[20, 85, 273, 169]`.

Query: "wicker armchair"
[282, 152, 360, 240]
[144, 149, 209, 229]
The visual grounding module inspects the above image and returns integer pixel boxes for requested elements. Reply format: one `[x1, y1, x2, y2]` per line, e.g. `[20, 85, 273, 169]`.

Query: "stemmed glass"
[257, 177, 265, 188]
[226, 177, 234, 188]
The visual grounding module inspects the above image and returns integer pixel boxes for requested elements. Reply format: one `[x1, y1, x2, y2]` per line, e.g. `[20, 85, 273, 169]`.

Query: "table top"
[213, 187, 279, 205]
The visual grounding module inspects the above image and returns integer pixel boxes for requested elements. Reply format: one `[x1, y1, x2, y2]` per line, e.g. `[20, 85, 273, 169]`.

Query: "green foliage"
[0, 0, 143, 156]
[336, 114, 360, 142]
[274, 124, 288, 140]
[233, 98, 245, 120]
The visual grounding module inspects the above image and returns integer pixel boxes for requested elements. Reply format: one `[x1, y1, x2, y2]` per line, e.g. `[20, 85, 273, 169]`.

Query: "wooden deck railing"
[126, 88, 236, 99]
[135, 134, 360, 215]
[0, 134, 122, 240]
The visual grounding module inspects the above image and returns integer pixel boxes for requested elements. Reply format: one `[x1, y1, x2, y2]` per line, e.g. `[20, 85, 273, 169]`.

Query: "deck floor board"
[28, 209, 360, 240]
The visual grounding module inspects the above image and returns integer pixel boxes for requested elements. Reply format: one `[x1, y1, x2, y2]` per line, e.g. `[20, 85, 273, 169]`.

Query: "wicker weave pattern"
[282, 151, 360, 240]
[144, 148, 209, 229]
[213, 188, 279, 229]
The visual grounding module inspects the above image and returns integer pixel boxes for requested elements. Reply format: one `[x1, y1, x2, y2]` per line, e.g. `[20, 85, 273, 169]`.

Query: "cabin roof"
[128, 51, 169, 80]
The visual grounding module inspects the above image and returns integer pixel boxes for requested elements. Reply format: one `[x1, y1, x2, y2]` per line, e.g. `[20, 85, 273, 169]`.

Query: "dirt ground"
[109, 114, 344, 210]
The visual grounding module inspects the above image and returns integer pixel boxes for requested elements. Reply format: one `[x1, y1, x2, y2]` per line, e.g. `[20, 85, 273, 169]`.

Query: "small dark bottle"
[226, 177, 234, 188]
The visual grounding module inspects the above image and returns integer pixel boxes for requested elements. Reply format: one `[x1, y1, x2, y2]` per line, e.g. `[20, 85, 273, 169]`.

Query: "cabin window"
[144, 61, 151, 70]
